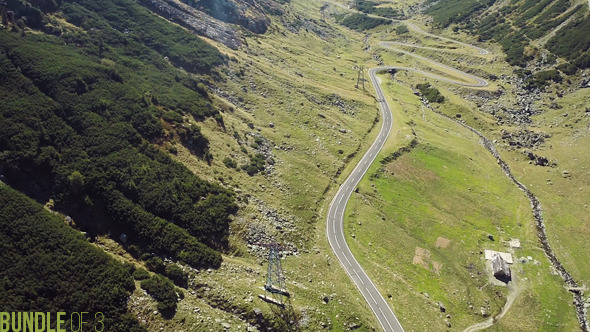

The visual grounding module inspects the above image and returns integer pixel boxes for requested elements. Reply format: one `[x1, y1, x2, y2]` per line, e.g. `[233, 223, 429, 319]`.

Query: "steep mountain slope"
[423, 0, 590, 295]
[426, 0, 590, 69]
[0, 184, 146, 332]
[2, 0, 589, 330]
[1, 0, 238, 268]
[0, 0, 388, 330]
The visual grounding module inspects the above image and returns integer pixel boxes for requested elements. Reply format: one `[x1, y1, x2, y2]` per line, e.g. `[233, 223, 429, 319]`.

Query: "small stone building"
[492, 254, 511, 279]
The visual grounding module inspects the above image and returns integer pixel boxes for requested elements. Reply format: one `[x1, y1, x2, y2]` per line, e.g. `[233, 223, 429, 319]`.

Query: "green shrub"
[525, 69, 562, 90]
[146, 256, 165, 273]
[339, 13, 390, 31]
[133, 268, 151, 280]
[356, 1, 402, 19]
[165, 264, 189, 287]
[223, 157, 238, 168]
[128, 244, 142, 258]
[416, 83, 445, 103]
[140, 275, 178, 316]
[557, 63, 578, 76]
[395, 24, 409, 34]
[241, 153, 267, 176]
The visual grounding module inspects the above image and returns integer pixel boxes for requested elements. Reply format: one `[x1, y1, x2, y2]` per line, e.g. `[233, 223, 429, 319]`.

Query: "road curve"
[326, 64, 485, 332]
[326, 24, 491, 332]
[325, 3, 493, 329]
[326, 67, 403, 332]
[404, 22, 489, 55]
[379, 43, 489, 87]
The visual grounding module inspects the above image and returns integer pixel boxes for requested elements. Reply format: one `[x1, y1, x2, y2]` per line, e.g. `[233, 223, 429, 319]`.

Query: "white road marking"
[367, 288, 378, 304]
[344, 255, 353, 266]
[379, 308, 396, 332]
[332, 213, 336, 233]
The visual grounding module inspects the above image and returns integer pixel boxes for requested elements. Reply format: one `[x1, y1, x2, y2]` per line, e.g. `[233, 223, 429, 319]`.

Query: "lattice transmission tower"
[356, 65, 365, 90]
[256, 243, 290, 307]
[255, 242, 300, 331]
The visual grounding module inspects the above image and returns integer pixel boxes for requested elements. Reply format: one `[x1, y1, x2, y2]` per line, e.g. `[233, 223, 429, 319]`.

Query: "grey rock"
[140, 0, 242, 49]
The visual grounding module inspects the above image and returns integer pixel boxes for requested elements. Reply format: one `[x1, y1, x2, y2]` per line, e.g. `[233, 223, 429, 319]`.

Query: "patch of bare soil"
[435, 236, 452, 248]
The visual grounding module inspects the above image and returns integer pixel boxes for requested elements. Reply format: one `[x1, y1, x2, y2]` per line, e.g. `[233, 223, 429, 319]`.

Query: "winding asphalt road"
[379, 43, 489, 88]
[326, 17, 491, 332]
[326, 67, 403, 332]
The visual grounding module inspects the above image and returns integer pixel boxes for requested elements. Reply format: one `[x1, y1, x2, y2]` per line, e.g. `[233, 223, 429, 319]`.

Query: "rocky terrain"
[140, 0, 243, 49]
[139, 0, 288, 49]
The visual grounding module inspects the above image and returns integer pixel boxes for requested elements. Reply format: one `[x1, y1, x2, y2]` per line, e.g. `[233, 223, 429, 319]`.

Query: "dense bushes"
[356, 0, 403, 19]
[557, 62, 578, 76]
[0, 3, 237, 269]
[0, 185, 145, 332]
[524, 69, 562, 90]
[104, 189, 224, 267]
[425, 0, 497, 28]
[425, 0, 589, 69]
[133, 268, 151, 280]
[0, 1, 239, 330]
[546, 13, 590, 69]
[339, 13, 390, 31]
[165, 264, 189, 288]
[62, 0, 227, 73]
[416, 83, 444, 103]
[140, 275, 179, 316]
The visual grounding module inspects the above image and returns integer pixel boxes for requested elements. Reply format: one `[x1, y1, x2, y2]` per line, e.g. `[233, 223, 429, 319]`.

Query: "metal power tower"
[257, 243, 290, 307]
[255, 242, 300, 331]
[356, 65, 365, 90]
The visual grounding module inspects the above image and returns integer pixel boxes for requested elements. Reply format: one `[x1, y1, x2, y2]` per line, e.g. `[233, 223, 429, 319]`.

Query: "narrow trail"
[462, 274, 522, 332]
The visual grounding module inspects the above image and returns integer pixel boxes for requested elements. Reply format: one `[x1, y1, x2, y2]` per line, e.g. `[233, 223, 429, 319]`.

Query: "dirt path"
[463, 273, 522, 332]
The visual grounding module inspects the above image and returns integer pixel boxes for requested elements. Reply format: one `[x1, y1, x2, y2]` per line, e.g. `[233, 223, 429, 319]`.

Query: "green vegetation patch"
[524, 69, 562, 90]
[241, 153, 267, 176]
[338, 13, 390, 31]
[425, 0, 497, 28]
[0, 7, 236, 269]
[416, 83, 444, 103]
[0, 185, 145, 332]
[547, 12, 590, 69]
[140, 275, 179, 317]
[427, 0, 587, 68]
[356, 0, 403, 19]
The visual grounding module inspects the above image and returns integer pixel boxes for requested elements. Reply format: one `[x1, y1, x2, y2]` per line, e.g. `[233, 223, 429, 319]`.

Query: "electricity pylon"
[255, 242, 299, 331]
[256, 243, 290, 307]
[356, 65, 365, 90]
